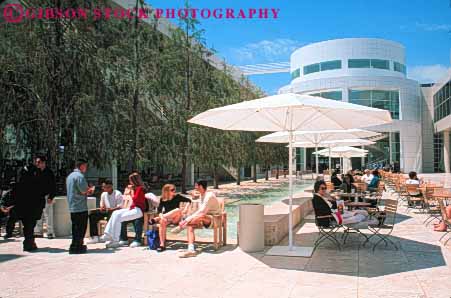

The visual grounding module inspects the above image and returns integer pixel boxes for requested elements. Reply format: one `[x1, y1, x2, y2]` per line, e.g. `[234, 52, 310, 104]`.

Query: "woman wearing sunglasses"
[149, 184, 191, 252]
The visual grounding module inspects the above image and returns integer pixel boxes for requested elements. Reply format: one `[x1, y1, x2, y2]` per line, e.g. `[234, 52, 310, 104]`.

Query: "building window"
[320, 60, 341, 71]
[348, 59, 370, 68]
[434, 80, 451, 122]
[348, 58, 390, 70]
[434, 133, 444, 173]
[394, 62, 406, 74]
[291, 68, 300, 80]
[371, 59, 390, 70]
[349, 89, 400, 119]
[366, 132, 400, 168]
[296, 148, 304, 172]
[311, 91, 342, 101]
[303, 63, 320, 75]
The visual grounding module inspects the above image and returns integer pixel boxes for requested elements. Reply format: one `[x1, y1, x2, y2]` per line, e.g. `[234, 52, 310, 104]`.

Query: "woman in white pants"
[102, 173, 146, 248]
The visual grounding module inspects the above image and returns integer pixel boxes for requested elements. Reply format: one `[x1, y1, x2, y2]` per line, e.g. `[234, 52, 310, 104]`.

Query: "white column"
[444, 131, 450, 173]
[315, 146, 319, 175]
[112, 159, 118, 191]
[303, 148, 307, 171]
[389, 132, 393, 165]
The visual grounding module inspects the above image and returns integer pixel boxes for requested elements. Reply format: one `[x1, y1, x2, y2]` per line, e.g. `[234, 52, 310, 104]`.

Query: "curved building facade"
[279, 38, 422, 172]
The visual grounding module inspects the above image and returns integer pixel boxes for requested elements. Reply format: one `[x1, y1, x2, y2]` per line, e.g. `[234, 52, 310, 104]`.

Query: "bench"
[143, 198, 227, 250]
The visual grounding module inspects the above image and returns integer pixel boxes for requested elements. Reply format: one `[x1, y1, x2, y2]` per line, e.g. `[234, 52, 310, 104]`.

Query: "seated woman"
[312, 180, 370, 227]
[331, 172, 342, 189]
[101, 173, 146, 248]
[367, 170, 381, 192]
[340, 174, 356, 193]
[148, 184, 191, 252]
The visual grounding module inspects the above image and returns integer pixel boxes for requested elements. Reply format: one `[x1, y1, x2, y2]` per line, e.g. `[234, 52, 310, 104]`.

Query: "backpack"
[146, 229, 159, 250]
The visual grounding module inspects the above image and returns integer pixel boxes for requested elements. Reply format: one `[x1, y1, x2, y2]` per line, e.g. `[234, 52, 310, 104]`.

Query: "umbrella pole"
[315, 145, 319, 176]
[288, 130, 294, 250]
[328, 146, 332, 178]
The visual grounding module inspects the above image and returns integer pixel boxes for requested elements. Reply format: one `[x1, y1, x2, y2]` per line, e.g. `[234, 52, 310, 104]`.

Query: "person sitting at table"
[86, 180, 123, 244]
[331, 172, 342, 189]
[340, 174, 356, 193]
[406, 171, 420, 185]
[312, 180, 371, 226]
[367, 170, 381, 192]
[148, 184, 191, 252]
[101, 173, 146, 248]
[362, 169, 374, 185]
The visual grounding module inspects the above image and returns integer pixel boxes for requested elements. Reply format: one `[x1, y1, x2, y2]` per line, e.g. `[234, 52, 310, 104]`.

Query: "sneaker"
[119, 240, 129, 246]
[129, 241, 141, 248]
[100, 234, 112, 242]
[170, 226, 183, 234]
[47, 234, 54, 239]
[105, 241, 121, 249]
[86, 236, 100, 244]
[178, 250, 197, 258]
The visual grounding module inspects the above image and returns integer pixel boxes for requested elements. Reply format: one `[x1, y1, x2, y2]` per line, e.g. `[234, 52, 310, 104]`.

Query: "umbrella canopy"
[290, 138, 375, 148]
[188, 93, 392, 254]
[257, 129, 379, 174]
[256, 129, 381, 144]
[314, 146, 368, 158]
[188, 93, 392, 132]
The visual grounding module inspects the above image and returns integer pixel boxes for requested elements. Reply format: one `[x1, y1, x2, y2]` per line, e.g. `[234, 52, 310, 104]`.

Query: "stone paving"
[1, 189, 451, 298]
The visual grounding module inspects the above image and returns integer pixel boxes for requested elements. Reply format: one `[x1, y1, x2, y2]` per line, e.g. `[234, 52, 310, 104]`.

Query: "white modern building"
[279, 38, 425, 172]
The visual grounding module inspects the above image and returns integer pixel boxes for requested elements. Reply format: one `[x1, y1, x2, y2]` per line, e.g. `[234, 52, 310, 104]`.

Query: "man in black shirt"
[34, 155, 57, 239]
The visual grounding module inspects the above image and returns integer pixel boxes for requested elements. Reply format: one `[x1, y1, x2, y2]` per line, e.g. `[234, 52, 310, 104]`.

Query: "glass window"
[433, 79, 451, 122]
[320, 60, 341, 71]
[349, 89, 400, 120]
[348, 59, 370, 68]
[349, 90, 371, 100]
[394, 62, 406, 74]
[303, 63, 320, 75]
[371, 59, 390, 70]
[291, 68, 300, 80]
[320, 91, 342, 101]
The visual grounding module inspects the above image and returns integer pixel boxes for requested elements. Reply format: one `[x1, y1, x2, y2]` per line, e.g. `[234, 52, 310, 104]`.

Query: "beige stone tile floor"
[1, 188, 451, 298]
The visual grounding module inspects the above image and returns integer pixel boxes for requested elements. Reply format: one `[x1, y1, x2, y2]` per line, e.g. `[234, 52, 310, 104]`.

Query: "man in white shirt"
[362, 169, 374, 184]
[174, 180, 221, 258]
[87, 180, 122, 244]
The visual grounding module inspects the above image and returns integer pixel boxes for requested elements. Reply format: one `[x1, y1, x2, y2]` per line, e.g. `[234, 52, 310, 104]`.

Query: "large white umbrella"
[256, 129, 380, 174]
[290, 139, 375, 174]
[314, 146, 368, 173]
[188, 93, 392, 256]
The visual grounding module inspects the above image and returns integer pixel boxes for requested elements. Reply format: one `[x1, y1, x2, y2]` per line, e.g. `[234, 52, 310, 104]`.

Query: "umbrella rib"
[260, 109, 286, 130]
[222, 110, 259, 130]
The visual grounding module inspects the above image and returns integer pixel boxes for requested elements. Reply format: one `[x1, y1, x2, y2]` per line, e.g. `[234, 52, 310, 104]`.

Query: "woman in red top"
[101, 173, 146, 248]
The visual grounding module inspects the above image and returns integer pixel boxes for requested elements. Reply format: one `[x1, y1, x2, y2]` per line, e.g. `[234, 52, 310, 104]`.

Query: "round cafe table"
[345, 202, 371, 210]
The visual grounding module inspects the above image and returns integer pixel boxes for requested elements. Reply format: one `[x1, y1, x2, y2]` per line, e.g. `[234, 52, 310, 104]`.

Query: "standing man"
[86, 180, 122, 244]
[13, 163, 44, 251]
[66, 159, 95, 254]
[34, 155, 57, 239]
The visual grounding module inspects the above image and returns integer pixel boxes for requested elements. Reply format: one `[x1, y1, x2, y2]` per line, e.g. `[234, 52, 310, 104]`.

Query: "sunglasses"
[319, 186, 327, 190]
[170, 188, 176, 192]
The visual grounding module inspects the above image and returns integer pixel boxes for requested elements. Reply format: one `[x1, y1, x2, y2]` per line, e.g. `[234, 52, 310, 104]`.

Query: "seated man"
[362, 169, 374, 185]
[86, 180, 123, 244]
[175, 180, 221, 258]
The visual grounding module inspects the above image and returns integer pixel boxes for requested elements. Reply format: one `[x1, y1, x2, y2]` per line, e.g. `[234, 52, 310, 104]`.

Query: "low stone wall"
[263, 192, 313, 245]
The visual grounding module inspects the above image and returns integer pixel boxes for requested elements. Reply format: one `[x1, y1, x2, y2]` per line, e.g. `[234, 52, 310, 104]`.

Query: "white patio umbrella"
[188, 93, 392, 256]
[257, 129, 380, 175]
[314, 146, 368, 173]
[290, 139, 375, 175]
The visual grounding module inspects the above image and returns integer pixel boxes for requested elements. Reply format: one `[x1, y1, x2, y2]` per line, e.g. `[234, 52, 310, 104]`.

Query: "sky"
[146, 0, 451, 95]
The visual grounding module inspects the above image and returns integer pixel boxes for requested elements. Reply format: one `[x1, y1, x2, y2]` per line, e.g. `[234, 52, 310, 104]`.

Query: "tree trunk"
[253, 162, 257, 183]
[276, 165, 279, 179]
[265, 164, 269, 181]
[213, 166, 219, 189]
[130, 0, 141, 170]
[236, 163, 241, 185]
[180, 20, 192, 194]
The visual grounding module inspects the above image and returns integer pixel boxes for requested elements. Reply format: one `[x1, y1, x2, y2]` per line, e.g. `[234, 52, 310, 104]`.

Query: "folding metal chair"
[314, 215, 342, 250]
[364, 198, 398, 251]
[438, 199, 451, 245]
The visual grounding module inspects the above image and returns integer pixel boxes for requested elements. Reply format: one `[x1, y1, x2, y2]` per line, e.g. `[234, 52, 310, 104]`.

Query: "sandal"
[156, 246, 166, 252]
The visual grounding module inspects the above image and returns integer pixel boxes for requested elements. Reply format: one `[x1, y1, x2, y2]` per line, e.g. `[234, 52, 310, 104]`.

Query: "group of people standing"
[0, 155, 56, 251]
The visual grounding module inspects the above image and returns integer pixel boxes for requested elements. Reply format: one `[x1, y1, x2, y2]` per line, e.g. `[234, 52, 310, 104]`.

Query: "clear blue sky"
[146, 0, 451, 94]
